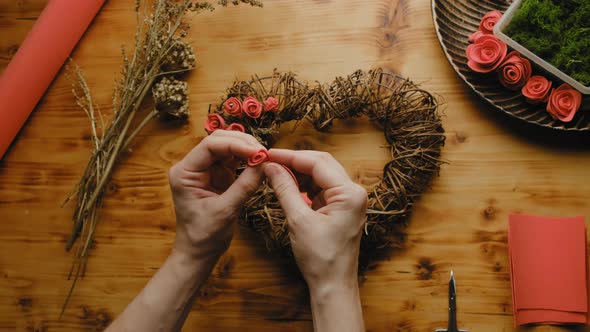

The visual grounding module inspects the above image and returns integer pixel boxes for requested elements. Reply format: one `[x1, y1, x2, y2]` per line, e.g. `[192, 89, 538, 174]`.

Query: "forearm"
[310, 282, 365, 332]
[106, 249, 218, 332]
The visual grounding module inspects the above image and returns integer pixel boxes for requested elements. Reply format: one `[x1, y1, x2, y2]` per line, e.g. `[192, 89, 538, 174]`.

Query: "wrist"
[169, 247, 220, 275]
[173, 233, 230, 262]
[309, 278, 360, 305]
[309, 279, 365, 332]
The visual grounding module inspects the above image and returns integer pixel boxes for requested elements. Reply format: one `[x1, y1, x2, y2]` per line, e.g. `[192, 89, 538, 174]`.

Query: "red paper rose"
[204, 113, 226, 133]
[521, 75, 552, 104]
[242, 96, 262, 118]
[479, 10, 502, 34]
[497, 51, 532, 90]
[247, 149, 269, 166]
[466, 35, 507, 73]
[546, 84, 582, 122]
[264, 96, 279, 112]
[223, 97, 242, 116]
[468, 30, 486, 43]
[227, 123, 246, 132]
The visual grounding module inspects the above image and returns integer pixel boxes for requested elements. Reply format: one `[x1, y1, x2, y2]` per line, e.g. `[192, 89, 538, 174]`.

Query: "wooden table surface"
[2, 0, 590, 331]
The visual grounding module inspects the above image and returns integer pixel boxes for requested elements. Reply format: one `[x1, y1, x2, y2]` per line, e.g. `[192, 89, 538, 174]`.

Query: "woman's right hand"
[264, 149, 367, 332]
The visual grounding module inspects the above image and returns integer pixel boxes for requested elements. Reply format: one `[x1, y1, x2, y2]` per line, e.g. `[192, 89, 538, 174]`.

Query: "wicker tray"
[431, 0, 590, 131]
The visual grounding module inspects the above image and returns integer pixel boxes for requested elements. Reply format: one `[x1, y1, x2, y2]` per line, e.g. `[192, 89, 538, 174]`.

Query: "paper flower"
[204, 113, 226, 133]
[521, 75, 552, 104]
[546, 84, 582, 122]
[227, 123, 246, 132]
[247, 149, 269, 166]
[242, 96, 262, 118]
[497, 51, 532, 90]
[466, 35, 507, 73]
[264, 96, 279, 112]
[468, 30, 486, 43]
[479, 10, 502, 34]
[223, 97, 242, 116]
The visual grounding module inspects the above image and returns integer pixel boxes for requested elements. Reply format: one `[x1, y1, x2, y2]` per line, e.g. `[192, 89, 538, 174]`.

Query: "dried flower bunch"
[206, 68, 445, 268]
[62, 0, 262, 316]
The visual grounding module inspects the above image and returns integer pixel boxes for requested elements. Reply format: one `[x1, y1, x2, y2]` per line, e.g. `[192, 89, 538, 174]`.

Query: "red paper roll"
[0, 0, 106, 159]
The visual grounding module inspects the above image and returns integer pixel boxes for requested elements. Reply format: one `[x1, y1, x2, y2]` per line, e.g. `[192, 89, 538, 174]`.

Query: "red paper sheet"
[0, 0, 106, 159]
[508, 214, 589, 326]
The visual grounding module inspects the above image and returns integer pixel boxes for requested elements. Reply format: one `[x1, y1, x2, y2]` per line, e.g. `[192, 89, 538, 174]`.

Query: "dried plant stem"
[124, 110, 159, 149]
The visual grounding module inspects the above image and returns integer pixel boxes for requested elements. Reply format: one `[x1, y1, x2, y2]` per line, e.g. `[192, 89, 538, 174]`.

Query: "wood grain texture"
[1, 0, 590, 331]
[432, 0, 590, 131]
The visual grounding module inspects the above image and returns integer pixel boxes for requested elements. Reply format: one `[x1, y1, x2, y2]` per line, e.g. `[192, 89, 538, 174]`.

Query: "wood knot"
[17, 297, 32, 310]
[415, 257, 435, 280]
[493, 261, 502, 272]
[393, 319, 415, 332]
[482, 206, 496, 220]
[401, 300, 416, 311]
[455, 132, 467, 144]
[78, 306, 112, 330]
[293, 138, 314, 151]
[216, 255, 235, 278]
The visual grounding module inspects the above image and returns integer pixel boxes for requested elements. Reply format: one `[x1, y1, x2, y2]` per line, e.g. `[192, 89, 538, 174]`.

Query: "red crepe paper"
[227, 123, 246, 133]
[0, 0, 106, 159]
[223, 97, 242, 116]
[281, 165, 299, 186]
[242, 96, 262, 119]
[204, 113, 226, 133]
[247, 149, 269, 166]
[301, 192, 313, 207]
[508, 214, 589, 326]
[546, 84, 582, 123]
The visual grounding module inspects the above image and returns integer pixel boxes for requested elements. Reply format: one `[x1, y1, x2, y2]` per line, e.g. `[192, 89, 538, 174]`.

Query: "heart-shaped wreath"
[205, 68, 445, 266]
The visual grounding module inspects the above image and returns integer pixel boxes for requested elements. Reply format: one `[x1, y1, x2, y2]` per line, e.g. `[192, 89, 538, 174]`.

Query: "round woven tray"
[431, 0, 590, 131]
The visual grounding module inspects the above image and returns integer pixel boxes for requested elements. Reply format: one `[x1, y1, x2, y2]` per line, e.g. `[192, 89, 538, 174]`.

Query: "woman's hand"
[264, 149, 367, 332]
[108, 131, 266, 332]
[169, 130, 265, 260]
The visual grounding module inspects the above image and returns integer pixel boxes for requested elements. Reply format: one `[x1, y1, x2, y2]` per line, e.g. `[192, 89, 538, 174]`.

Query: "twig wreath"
[205, 68, 446, 267]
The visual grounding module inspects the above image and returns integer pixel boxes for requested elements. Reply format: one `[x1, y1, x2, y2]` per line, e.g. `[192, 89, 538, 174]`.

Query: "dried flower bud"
[152, 76, 189, 118]
[161, 38, 196, 72]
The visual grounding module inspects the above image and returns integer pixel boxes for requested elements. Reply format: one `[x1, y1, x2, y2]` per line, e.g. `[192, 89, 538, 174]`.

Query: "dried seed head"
[161, 38, 196, 72]
[153, 76, 190, 118]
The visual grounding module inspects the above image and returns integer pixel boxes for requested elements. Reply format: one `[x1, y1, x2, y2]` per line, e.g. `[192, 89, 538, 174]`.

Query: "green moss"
[504, 0, 590, 86]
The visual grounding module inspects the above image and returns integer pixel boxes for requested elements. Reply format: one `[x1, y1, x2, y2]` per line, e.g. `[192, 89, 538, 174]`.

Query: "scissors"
[435, 271, 467, 332]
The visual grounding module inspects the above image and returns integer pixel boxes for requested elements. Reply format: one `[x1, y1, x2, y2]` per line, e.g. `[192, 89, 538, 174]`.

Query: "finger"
[268, 149, 351, 189]
[212, 129, 261, 146]
[264, 162, 311, 227]
[219, 166, 265, 209]
[182, 133, 263, 172]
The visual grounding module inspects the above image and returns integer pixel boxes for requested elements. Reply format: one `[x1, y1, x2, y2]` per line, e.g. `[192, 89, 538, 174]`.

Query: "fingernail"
[264, 162, 281, 176]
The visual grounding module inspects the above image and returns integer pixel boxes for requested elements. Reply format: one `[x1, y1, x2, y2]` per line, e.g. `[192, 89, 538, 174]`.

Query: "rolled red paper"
[281, 165, 299, 186]
[0, 0, 106, 159]
[247, 149, 269, 166]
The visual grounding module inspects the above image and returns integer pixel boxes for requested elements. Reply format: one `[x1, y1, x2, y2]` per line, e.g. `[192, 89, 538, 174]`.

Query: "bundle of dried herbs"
[62, 0, 262, 317]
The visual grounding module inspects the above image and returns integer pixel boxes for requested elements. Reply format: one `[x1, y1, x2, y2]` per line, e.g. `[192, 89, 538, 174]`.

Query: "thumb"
[264, 163, 310, 222]
[220, 166, 264, 209]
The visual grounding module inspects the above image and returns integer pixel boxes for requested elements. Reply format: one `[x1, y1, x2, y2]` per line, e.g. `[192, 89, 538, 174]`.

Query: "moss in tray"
[504, 0, 590, 86]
